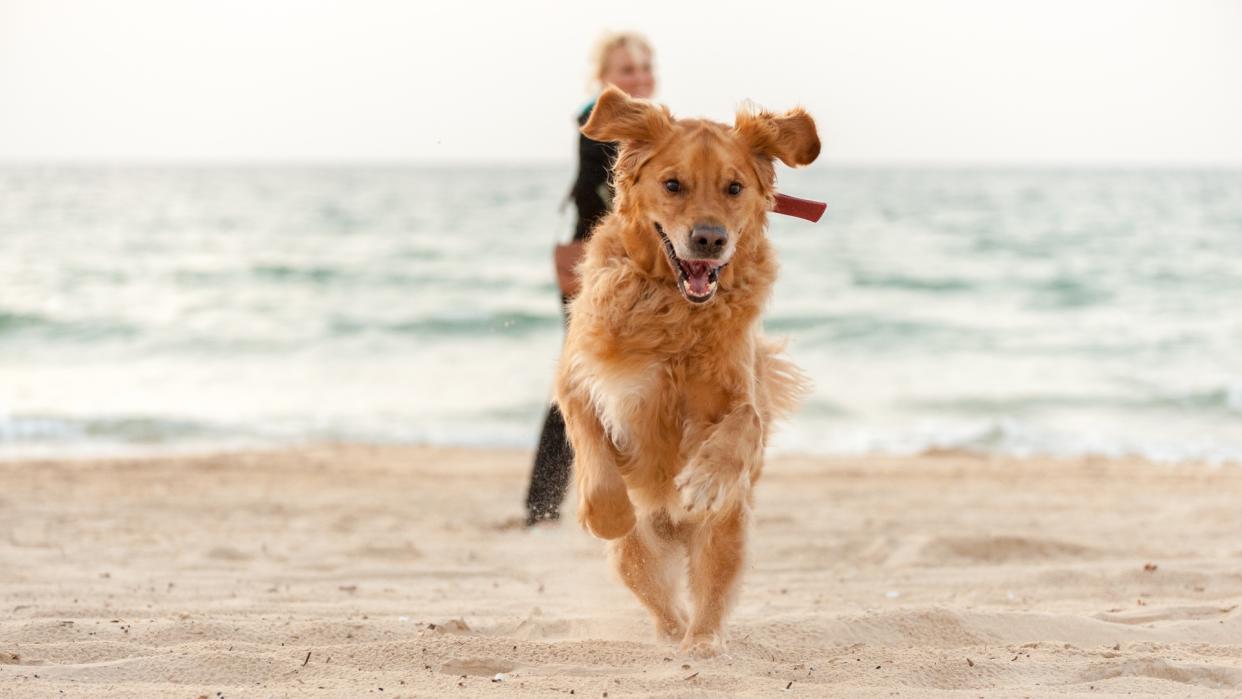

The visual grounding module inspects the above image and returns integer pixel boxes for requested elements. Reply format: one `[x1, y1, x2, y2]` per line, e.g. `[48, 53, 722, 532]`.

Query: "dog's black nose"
[689, 224, 728, 258]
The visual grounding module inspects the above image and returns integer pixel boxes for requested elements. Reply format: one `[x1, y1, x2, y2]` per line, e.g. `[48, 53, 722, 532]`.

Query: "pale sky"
[2, 0, 1240, 165]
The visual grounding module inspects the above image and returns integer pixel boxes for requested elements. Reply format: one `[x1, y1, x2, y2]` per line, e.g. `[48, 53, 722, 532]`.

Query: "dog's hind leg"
[609, 509, 688, 642]
[681, 506, 747, 658]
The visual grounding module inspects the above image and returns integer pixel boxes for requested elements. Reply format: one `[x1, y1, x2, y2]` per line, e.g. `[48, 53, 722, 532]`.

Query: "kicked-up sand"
[1, 445, 1240, 697]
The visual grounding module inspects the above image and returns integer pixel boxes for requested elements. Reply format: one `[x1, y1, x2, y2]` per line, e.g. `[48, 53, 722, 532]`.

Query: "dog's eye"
[664, 179, 681, 193]
[727, 181, 743, 196]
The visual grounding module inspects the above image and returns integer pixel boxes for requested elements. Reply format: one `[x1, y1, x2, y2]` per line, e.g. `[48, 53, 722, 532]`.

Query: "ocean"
[2, 164, 1240, 462]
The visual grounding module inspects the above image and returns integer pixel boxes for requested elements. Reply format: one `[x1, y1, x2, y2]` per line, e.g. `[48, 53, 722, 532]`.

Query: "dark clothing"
[525, 404, 572, 524]
[570, 105, 619, 241]
[525, 103, 617, 525]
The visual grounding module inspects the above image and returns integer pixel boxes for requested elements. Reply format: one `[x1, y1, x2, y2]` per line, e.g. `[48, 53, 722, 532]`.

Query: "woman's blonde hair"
[589, 31, 654, 91]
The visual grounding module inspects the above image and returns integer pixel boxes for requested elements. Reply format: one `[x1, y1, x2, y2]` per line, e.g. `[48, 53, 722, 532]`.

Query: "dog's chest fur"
[566, 243, 769, 461]
[572, 356, 664, 452]
[571, 336, 749, 460]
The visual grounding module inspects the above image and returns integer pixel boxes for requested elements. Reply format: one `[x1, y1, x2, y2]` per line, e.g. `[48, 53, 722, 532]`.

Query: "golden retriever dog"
[554, 86, 820, 657]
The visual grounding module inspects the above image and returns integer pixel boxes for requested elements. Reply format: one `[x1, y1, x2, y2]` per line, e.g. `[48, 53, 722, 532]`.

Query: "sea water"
[2, 164, 1240, 462]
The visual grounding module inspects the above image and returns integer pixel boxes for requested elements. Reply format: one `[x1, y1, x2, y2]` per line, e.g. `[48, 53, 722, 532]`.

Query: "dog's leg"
[674, 403, 763, 514]
[556, 390, 636, 540]
[609, 510, 688, 642]
[681, 505, 747, 658]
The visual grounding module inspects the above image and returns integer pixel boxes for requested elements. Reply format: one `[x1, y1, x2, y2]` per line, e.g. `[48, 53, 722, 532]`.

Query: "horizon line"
[2, 157, 1241, 172]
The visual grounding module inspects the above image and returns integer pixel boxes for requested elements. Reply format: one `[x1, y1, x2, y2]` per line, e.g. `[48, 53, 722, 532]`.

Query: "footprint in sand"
[911, 534, 1095, 566]
[204, 546, 253, 561]
[1093, 604, 1237, 625]
[438, 658, 516, 677]
[1076, 657, 1242, 689]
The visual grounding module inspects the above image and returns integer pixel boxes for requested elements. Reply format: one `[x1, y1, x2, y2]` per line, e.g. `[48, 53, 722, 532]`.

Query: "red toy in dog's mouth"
[655, 224, 725, 304]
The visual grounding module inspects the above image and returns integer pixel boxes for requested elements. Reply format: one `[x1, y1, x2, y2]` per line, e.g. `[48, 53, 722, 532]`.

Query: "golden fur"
[553, 86, 819, 657]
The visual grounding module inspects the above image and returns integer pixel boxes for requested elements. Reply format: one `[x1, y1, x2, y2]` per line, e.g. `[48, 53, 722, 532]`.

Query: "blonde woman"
[526, 32, 657, 526]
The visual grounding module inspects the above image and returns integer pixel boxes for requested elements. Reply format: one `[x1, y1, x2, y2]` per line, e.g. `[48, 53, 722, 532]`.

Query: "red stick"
[772, 193, 827, 223]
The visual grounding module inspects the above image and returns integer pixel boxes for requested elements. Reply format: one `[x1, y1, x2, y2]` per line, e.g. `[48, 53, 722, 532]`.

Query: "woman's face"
[601, 46, 655, 99]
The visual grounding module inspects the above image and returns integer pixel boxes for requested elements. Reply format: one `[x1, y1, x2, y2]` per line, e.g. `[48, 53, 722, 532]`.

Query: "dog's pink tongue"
[683, 261, 712, 297]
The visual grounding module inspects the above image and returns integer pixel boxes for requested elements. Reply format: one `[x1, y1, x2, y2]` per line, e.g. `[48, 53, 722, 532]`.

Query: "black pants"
[524, 296, 575, 525]
[525, 402, 573, 524]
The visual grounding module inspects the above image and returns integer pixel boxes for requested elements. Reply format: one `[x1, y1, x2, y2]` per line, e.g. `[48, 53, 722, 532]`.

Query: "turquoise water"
[2, 165, 1240, 461]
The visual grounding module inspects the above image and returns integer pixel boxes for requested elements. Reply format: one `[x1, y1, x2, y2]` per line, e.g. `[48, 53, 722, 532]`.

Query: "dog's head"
[583, 86, 819, 304]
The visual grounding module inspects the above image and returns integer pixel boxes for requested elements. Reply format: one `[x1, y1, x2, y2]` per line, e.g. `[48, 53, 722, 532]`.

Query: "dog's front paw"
[578, 481, 636, 540]
[674, 459, 749, 515]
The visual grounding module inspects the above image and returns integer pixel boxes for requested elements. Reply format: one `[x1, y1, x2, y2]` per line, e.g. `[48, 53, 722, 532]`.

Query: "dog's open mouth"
[655, 224, 725, 304]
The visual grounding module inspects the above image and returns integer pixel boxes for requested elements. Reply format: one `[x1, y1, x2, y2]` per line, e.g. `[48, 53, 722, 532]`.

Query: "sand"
[1, 445, 1240, 697]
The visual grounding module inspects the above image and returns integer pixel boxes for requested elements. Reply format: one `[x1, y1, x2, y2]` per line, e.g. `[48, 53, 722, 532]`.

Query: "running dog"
[555, 86, 819, 657]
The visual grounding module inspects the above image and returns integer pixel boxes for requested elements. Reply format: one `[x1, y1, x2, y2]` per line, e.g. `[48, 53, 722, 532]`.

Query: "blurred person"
[524, 32, 657, 526]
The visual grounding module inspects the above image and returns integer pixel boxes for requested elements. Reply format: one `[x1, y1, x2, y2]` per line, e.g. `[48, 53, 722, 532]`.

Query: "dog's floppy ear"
[582, 85, 672, 144]
[734, 107, 820, 167]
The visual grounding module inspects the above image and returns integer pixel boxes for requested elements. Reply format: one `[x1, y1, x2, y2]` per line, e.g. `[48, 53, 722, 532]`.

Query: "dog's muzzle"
[655, 222, 729, 304]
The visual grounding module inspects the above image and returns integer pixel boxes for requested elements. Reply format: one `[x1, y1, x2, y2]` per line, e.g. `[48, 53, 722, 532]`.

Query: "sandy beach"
[1, 445, 1240, 697]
